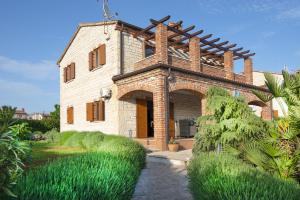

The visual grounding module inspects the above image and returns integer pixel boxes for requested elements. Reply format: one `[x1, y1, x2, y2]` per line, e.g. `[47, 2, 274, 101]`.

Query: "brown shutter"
[98, 100, 105, 121]
[69, 107, 74, 124]
[273, 110, 279, 118]
[70, 63, 75, 79]
[92, 50, 97, 68]
[63, 67, 67, 82]
[89, 51, 93, 71]
[86, 103, 94, 121]
[99, 44, 106, 65]
[67, 66, 71, 81]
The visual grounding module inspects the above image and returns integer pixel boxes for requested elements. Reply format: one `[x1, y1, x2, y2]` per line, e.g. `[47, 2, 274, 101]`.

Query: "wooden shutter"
[86, 103, 94, 121]
[136, 99, 148, 138]
[69, 107, 74, 124]
[63, 67, 67, 82]
[169, 102, 175, 138]
[273, 110, 279, 118]
[67, 66, 71, 81]
[89, 51, 93, 71]
[70, 63, 75, 79]
[99, 44, 106, 65]
[67, 107, 74, 124]
[92, 50, 97, 68]
[98, 100, 105, 121]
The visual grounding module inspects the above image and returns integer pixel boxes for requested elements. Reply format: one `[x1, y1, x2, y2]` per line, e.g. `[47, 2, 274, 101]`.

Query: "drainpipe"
[119, 24, 124, 75]
[165, 68, 171, 147]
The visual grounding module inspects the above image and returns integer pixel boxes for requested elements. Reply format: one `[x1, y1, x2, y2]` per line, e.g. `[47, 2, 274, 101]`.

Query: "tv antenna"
[97, 0, 118, 21]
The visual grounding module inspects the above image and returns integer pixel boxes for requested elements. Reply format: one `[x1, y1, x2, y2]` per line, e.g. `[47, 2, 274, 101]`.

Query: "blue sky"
[0, 0, 299, 113]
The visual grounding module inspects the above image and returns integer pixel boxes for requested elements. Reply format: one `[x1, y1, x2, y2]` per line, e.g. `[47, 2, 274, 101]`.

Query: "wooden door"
[136, 99, 148, 138]
[169, 102, 175, 138]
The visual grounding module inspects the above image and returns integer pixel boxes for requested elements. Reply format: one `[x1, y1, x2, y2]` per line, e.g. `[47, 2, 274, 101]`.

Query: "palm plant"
[248, 70, 300, 179]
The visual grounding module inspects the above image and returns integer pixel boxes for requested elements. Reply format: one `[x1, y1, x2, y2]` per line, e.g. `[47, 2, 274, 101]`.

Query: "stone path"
[132, 151, 193, 200]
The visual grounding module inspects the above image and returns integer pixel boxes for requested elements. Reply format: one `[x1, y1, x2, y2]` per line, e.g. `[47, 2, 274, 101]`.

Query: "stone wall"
[59, 24, 120, 134]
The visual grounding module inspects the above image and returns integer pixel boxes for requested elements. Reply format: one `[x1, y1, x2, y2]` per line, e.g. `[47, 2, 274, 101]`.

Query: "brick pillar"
[189, 37, 201, 72]
[224, 51, 234, 80]
[153, 78, 168, 150]
[262, 103, 272, 120]
[155, 23, 168, 64]
[244, 58, 253, 84]
[201, 97, 207, 116]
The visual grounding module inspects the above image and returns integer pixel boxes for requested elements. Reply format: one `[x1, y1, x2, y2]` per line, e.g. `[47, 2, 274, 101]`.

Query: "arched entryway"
[169, 89, 204, 139]
[248, 100, 271, 120]
[119, 90, 154, 139]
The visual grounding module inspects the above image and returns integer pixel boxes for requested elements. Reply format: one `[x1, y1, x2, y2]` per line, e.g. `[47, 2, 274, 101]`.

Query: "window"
[67, 106, 74, 124]
[64, 63, 75, 83]
[145, 44, 155, 58]
[89, 44, 106, 71]
[86, 100, 105, 122]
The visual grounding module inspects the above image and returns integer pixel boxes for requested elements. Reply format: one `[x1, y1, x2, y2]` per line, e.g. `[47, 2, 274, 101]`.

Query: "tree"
[0, 106, 17, 133]
[194, 87, 269, 153]
[43, 104, 60, 131]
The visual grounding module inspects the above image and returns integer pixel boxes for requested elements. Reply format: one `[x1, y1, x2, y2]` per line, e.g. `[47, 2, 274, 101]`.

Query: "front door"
[136, 99, 148, 138]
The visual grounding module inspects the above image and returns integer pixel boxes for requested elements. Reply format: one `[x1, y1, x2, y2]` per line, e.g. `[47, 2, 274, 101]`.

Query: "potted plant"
[168, 137, 179, 152]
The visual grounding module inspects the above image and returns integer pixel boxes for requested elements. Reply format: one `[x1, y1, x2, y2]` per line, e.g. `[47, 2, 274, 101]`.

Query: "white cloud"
[277, 7, 300, 20]
[0, 79, 58, 112]
[0, 56, 58, 81]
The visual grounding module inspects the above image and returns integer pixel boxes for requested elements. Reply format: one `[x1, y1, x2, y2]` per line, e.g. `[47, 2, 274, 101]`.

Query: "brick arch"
[117, 83, 155, 99]
[248, 100, 267, 107]
[169, 81, 207, 97]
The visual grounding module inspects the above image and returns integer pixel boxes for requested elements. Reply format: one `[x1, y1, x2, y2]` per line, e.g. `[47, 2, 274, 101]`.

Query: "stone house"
[57, 16, 272, 151]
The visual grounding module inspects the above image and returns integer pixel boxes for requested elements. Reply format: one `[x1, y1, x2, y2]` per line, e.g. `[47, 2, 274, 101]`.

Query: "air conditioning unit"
[100, 88, 112, 99]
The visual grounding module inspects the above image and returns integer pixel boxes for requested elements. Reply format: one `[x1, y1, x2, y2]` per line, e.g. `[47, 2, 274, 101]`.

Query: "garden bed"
[11, 131, 146, 200]
[188, 153, 300, 200]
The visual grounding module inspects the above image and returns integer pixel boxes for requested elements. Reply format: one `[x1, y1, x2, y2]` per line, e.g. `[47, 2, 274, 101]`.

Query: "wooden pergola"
[133, 15, 255, 65]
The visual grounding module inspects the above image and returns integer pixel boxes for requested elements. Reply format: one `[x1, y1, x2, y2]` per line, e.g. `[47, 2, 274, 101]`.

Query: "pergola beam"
[202, 41, 229, 51]
[200, 38, 220, 47]
[134, 15, 170, 38]
[169, 30, 204, 46]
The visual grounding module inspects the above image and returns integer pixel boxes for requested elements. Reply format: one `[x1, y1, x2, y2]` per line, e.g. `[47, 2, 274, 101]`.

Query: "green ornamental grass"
[188, 153, 300, 200]
[11, 131, 146, 200]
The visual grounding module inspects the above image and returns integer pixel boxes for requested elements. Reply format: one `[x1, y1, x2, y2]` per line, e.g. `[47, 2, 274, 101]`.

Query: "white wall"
[59, 24, 120, 134]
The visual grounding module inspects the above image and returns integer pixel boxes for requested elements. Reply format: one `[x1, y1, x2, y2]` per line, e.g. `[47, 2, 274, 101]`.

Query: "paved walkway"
[132, 150, 193, 200]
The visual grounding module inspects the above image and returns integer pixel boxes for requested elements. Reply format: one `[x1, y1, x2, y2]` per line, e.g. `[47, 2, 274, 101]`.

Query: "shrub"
[13, 135, 146, 200]
[16, 119, 51, 134]
[0, 131, 29, 198]
[194, 87, 269, 153]
[188, 153, 300, 200]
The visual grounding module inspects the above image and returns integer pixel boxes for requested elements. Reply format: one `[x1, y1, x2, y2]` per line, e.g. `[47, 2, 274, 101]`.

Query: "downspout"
[165, 68, 171, 147]
[119, 24, 124, 75]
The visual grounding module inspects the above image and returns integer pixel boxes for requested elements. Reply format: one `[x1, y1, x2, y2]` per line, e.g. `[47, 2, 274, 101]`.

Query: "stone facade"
[58, 20, 272, 151]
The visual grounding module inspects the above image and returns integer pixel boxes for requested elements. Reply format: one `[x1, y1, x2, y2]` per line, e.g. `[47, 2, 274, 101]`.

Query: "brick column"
[262, 103, 272, 120]
[201, 97, 207, 116]
[224, 51, 234, 80]
[153, 77, 168, 150]
[155, 23, 168, 64]
[189, 37, 201, 72]
[244, 58, 253, 84]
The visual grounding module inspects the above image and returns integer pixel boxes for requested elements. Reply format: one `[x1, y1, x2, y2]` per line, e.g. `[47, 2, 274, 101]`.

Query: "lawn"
[188, 153, 300, 200]
[10, 131, 146, 200]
